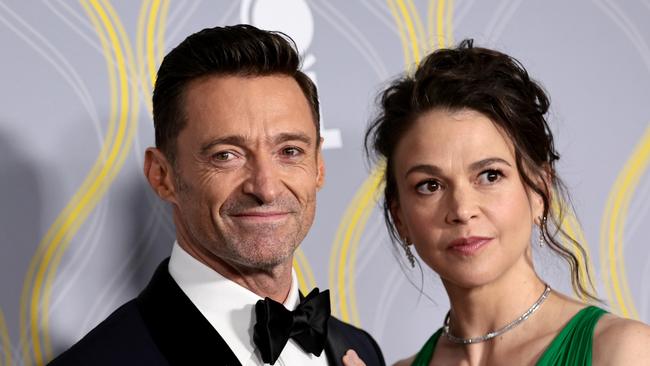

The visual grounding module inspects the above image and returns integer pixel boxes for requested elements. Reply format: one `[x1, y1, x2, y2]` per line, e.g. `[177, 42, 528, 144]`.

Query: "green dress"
[411, 306, 607, 366]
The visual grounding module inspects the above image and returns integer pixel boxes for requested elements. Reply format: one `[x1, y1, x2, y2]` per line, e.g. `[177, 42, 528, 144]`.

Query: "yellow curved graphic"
[136, 0, 153, 110]
[19, 0, 149, 364]
[43, 0, 140, 360]
[136, 0, 169, 113]
[328, 170, 371, 319]
[444, 0, 454, 47]
[42, 0, 141, 361]
[329, 1, 450, 325]
[18, 0, 118, 363]
[386, 0, 413, 68]
[394, 0, 422, 64]
[551, 197, 597, 301]
[405, 0, 427, 55]
[600, 123, 650, 318]
[331, 167, 384, 324]
[0, 308, 11, 366]
[156, 0, 169, 65]
[293, 257, 307, 294]
[145, 0, 161, 85]
[427, 0, 454, 49]
[293, 248, 317, 294]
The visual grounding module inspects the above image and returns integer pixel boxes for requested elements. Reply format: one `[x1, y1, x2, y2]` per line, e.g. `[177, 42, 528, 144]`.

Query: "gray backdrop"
[1, 1, 649, 365]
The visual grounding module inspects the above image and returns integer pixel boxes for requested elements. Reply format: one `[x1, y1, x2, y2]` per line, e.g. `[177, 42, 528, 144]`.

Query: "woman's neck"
[442, 259, 547, 340]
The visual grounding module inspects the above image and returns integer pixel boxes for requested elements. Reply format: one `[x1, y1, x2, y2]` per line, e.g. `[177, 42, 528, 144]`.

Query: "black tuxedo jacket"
[49, 259, 385, 366]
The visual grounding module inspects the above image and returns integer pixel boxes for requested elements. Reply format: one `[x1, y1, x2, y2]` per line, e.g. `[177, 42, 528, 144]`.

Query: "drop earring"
[402, 237, 416, 268]
[538, 216, 547, 247]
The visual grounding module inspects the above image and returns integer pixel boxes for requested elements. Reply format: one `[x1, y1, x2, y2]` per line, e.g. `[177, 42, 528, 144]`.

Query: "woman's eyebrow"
[404, 157, 512, 178]
[405, 164, 443, 178]
[469, 157, 512, 171]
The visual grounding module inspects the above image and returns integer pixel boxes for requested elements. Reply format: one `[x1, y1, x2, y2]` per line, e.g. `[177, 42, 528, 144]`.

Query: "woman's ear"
[532, 164, 553, 221]
[389, 199, 410, 242]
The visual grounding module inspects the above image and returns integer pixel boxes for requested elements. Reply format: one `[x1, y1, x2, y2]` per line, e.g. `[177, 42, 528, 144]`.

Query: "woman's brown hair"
[365, 39, 598, 301]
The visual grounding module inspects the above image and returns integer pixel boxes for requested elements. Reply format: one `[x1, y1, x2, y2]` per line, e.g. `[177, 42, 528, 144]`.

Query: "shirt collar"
[168, 241, 300, 365]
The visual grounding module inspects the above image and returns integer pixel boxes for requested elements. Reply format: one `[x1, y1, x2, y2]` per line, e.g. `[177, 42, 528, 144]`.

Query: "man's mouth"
[229, 211, 291, 223]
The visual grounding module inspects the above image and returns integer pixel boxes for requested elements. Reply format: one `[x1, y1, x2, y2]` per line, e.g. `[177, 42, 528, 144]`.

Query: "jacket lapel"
[136, 258, 242, 366]
[324, 319, 346, 366]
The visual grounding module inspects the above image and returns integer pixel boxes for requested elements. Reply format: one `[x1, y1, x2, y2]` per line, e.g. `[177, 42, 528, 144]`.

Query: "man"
[49, 25, 385, 366]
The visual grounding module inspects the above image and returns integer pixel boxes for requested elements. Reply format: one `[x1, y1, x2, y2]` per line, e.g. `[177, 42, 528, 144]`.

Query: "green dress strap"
[536, 306, 607, 365]
[410, 306, 606, 366]
[411, 328, 442, 366]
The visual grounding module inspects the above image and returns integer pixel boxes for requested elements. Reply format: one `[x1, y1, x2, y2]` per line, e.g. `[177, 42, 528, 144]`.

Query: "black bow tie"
[253, 288, 331, 365]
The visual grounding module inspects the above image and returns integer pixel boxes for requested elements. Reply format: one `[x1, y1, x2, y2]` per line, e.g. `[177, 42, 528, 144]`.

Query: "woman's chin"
[437, 267, 500, 290]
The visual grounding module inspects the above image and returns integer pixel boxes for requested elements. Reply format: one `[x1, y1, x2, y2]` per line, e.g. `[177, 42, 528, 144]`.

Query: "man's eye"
[478, 169, 503, 184]
[212, 151, 235, 161]
[415, 180, 441, 194]
[281, 147, 302, 157]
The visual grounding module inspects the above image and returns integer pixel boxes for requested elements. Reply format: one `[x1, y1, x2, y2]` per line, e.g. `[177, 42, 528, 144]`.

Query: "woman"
[344, 40, 650, 365]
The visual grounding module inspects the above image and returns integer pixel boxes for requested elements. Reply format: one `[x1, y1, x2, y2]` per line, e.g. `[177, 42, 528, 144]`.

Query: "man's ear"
[316, 137, 325, 190]
[144, 147, 178, 204]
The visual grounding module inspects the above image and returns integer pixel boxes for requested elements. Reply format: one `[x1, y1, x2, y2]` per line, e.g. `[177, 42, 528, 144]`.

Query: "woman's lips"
[447, 236, 493, 255]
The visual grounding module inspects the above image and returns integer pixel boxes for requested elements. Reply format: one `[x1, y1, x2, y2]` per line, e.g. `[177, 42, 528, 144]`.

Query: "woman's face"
[390, 108, 543, 288]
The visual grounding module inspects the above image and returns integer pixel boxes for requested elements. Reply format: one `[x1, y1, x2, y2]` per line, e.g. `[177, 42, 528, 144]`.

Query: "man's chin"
[233, 256, 292, 272]
[227, 244, 297, 271]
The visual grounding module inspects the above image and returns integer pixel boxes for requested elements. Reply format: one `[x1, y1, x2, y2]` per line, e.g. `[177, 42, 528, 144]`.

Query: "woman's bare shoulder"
[392, 355, 416, 366]
[593, 313, 650, 364]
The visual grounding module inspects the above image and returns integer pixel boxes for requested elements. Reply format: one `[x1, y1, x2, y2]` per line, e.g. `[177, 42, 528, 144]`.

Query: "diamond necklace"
[442, 284, 551, 344]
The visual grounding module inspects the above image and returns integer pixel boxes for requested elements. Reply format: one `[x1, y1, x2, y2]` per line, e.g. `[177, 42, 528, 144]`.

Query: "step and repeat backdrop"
[1, 1, 649, 365]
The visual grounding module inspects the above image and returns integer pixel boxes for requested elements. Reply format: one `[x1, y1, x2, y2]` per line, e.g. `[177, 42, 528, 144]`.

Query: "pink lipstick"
[447, 236, 492, 255]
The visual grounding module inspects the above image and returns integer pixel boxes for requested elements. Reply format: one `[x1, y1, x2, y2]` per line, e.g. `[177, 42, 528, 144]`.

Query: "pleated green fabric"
[535, 306, 606, 365]
[411, 306, 607, 366]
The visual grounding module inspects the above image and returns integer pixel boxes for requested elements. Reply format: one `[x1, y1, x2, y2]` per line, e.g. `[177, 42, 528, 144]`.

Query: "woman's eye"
[478, 169, 502, 184]
[415, 180, 441, 194]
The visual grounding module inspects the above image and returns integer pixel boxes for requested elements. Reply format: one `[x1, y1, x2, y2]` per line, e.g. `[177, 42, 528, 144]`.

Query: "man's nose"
[242, 156, 281, 204]
[444, 183, 479, 225]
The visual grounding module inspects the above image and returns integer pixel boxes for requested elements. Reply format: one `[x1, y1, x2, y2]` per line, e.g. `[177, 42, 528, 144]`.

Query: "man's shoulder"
[328, 316, 386, 366]
[329, 316, 376, 341]
[48, 299, 166, 365]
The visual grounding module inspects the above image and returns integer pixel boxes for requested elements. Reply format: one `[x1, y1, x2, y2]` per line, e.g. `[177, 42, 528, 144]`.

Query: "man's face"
[170, 74, 324, 271]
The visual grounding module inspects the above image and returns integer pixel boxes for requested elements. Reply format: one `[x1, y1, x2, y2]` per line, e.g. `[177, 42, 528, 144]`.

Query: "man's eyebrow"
[200, 135, 247, 154]
[199, 132, 313, 154]
[469, 157, 512, 171]
[270, 132, 312, 146]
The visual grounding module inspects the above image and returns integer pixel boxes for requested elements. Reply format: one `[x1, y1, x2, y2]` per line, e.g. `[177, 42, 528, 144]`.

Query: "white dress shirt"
[168, 242, 329, 366]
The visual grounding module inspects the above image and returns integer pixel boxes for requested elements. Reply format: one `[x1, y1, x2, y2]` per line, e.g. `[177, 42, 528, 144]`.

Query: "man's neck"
[177, 239, 294, 303]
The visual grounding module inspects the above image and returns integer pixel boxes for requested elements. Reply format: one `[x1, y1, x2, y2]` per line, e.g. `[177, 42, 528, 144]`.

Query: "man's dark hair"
[153, 24, 320, 163]
[365, 39, 598, 301]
